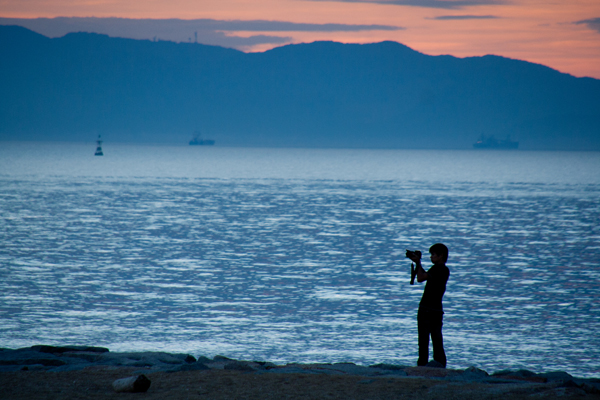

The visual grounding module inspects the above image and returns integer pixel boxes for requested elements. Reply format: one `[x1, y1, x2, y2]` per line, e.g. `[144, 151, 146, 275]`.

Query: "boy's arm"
[415, 260, 428, 282]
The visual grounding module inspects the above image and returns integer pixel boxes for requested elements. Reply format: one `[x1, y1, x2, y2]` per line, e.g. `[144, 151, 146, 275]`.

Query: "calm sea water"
[1, 142, 599, 377]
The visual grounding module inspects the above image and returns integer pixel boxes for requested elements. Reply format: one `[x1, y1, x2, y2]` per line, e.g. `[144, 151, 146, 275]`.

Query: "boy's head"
[429, 243, 449, 264]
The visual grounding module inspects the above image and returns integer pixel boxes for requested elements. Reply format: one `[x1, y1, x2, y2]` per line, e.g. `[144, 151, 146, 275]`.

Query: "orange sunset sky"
[1, 0, 600, 79]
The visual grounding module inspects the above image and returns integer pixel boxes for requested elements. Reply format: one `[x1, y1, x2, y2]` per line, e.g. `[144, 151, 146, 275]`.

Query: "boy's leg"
[430, 313, 446, 367]
[417, 310, 429, 366]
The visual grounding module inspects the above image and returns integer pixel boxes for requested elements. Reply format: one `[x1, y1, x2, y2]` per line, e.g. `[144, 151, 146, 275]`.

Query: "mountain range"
[1, 25, 599, 150]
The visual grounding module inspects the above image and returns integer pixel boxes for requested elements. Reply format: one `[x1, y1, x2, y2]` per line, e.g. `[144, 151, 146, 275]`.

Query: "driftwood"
[112, 374, 151, 393]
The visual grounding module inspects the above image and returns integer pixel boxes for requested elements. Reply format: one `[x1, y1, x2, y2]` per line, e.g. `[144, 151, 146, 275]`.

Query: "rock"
[425, 360, 445, 368]
[30, 345, 109, 354]
[514, 369, 536, 377]
[538, 371, 574, 382]
[369, 363, 409, 371]
[0, 349, 69, 368]
[464, 366, 488, 376]
[140, 352, 193, 365]
[254, 361, 277, 368]
[0, 348, 95, 372]
[491, 369, 547, 383]
[93, 351, 196, 370]
[492, 369, 513, 377]
[265, 365, 308, 374]
[580, 382, 600, 394]
[172, 362, 210, 372]
[493, 369, 535, 377]
[0, 358, 67, 367]
[528, 387, 588, 398]
[112, 375, 151, 393]
[448, 366, 490, 382]
[20, 365, 46, 371]
[184, 355, 196, 363]
[224, 361, 256, 372]
[405, 366, 451, 378]
[325, 363, 399, 376]
[559, 380, 580, 388]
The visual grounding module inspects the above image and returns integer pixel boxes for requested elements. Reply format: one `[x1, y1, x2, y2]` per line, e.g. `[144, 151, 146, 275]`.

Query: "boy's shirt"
[419, 263, 450, 313]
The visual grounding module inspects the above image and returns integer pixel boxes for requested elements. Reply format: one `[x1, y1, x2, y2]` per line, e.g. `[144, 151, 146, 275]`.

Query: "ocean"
[1, 141, 599, 377]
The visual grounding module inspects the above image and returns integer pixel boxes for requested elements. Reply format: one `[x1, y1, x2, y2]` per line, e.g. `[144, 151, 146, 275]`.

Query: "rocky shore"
[1, 345, 599, 399]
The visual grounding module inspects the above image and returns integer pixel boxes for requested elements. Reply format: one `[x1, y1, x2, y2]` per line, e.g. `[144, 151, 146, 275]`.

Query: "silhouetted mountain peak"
[263, 39, 425, 61]
[0, 25, 49, 44]
[1, 26, 598, 150]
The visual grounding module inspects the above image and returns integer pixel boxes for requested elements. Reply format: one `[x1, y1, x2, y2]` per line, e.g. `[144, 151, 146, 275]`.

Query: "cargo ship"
[94, 135, 103, 156]
[189, 131, 215, 146]
[473, 135, 518, 149]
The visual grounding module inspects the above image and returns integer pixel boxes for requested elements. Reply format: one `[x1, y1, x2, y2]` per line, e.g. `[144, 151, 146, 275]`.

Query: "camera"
[405, 249, 422, 260]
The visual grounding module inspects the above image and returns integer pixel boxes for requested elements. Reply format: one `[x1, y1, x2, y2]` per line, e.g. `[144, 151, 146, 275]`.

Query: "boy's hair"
[429, 243, 449, 263]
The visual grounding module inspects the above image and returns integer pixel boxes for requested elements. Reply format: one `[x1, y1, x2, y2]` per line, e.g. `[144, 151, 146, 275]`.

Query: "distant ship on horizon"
[189, 131, 215, 146]
[94, 135, 103, 156]
[473, 134, 518, 149]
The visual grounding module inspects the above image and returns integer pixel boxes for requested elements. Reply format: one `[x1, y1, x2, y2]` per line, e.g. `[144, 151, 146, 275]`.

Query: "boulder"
[224, 361, 258, 372]
[170, 362, 210, 372]
[538, 371, 574, 382]
[492, 369, 547, 383]
[580, 383, 600, 394]
[425, 360, 445, 368]
[493, 369, 535, 377]
[369, 363, 409, 371]
[112, 375, 151, 393]
[196, 356, 213, 364]
[30, 345, 109, 354]
[0, 349, 71, 370]
[463, 366, 489, 377]
[184, 355, 196, 363]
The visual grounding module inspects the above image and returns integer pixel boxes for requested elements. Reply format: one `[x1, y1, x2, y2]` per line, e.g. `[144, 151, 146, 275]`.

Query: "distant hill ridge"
[1, 25, 599, 150]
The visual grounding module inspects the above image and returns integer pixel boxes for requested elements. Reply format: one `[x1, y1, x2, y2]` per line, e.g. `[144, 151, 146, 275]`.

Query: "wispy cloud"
[0, 17, 402, 49]
[431, 15, 499, 20]
[575, 17, 600, 34]
[306, 0, 505, 10]
[190, 19, 402, 32]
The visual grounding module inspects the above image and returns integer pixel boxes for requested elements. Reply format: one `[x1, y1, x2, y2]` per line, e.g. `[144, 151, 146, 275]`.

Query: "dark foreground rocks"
[112, 374, 152, 393]
[1, 346, 599, 399]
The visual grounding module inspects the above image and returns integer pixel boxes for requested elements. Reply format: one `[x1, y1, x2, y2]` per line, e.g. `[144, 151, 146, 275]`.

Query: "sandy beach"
[0, 367, 586, 400]
[1, 346, 598, 399]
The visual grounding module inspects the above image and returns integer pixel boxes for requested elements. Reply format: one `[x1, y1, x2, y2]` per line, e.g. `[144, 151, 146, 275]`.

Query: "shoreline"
[1, 346, 599, 399]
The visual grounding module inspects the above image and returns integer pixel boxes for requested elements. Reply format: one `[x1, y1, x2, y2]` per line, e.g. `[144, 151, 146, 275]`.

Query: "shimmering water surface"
[1, 142, 599, 377]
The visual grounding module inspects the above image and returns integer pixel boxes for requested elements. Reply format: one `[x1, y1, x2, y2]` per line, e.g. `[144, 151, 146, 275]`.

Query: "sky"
[1, 0, 599, 79]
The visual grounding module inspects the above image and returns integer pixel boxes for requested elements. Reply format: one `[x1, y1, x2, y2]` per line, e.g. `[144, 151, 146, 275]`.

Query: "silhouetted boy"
[407, 243, 450, 367]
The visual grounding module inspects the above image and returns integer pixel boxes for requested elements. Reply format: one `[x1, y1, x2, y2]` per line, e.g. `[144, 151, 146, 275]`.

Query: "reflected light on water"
[0, 144, 599, 377]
